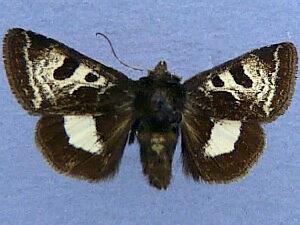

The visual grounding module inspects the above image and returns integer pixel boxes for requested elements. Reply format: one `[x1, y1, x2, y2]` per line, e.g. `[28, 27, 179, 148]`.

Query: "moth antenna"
[96, 32, 144, 72]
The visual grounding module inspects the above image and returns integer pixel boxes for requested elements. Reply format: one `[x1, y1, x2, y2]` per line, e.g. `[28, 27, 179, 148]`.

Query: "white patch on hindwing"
[23, 31, 113, 109]
[204, 120, 241, 157]
[64, 116, 103, 154]
[200, 46, 281, 115]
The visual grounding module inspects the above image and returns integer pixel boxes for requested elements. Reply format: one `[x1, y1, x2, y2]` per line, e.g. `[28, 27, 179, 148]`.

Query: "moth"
[3, 28, 297, 190]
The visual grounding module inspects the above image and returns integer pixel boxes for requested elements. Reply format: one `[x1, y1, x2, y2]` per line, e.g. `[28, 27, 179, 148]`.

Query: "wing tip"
[3, 28, 35, 113]
[267, 42, 298, 121]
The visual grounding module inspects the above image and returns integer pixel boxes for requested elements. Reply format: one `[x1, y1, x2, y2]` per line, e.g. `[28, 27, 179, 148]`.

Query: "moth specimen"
[3, 28, 297, 189]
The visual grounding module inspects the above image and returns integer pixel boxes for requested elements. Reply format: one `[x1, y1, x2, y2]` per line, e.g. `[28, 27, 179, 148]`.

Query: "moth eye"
[85, 73, 99, 82]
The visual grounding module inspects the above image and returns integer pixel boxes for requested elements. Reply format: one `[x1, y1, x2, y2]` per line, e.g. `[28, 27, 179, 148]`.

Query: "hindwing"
[35, 110, 132, 180]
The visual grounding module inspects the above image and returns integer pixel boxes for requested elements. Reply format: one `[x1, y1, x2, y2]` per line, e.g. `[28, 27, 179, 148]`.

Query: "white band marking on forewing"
[201, 46, 282, 116]
[263, 45, 281, 115]
[204, 120, 241, 157]
[64, 116, 103, 154]
[67, 64, 109, 94]
[23, 31, 113, 110]
[24, 32, 45, 109]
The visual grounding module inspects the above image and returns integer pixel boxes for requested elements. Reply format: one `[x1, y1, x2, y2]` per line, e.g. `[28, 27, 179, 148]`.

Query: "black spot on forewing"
[85, 73, 98, 82]
[53, 58, 79, 80]
[212, 76, 224, 87]
[229, 63, 253, 88]
[211, 91, 239, 113]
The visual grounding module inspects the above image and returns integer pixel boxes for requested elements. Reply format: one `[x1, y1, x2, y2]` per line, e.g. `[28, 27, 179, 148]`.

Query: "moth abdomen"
[138, 131, 177, 189]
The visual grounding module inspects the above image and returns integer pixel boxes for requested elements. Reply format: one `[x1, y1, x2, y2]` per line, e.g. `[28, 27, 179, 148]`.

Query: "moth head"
[148, 60, 168, 77]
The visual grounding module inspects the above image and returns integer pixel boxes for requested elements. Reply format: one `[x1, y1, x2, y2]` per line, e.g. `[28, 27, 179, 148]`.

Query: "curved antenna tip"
[96, 32, 144, 72]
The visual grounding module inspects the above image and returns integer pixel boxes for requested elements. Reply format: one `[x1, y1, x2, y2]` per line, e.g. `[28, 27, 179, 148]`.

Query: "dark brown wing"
[35, 110, 132, 181]
[3, 28, 134, 115]
[183, 43, 297, 122]
[181, 113, 265, 183]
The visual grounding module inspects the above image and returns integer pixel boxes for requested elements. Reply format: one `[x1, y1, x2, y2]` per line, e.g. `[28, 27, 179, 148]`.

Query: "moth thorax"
[150, 91, 181, 125]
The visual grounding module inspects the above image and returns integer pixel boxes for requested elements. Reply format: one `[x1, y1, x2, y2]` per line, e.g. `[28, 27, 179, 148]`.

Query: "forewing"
[137, 131, 178, 189]
[35, 110, 132, 180]
[184, 43, 297, 122]
[181, 113, 264, 183]
[3, 28, 133, 115]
